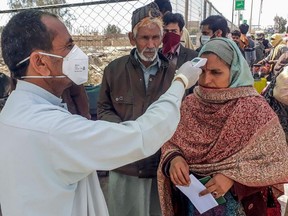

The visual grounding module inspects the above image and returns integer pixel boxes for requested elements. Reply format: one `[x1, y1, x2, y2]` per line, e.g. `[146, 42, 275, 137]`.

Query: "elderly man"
[97, 3, 178, 216]
[0, 9, 201, 216]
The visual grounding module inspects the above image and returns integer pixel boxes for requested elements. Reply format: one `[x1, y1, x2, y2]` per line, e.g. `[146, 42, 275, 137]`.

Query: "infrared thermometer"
[191, 57, 207, 68]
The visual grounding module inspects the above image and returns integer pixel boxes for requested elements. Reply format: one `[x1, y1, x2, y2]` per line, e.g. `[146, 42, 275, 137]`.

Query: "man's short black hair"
[200, 15, 229, 37]
[154, 0, 172, 14]
[231, 29, 241, 37]
[239, 23, 249, 34]
[163, 12, 185, 31]
[1, 9, 57, 79]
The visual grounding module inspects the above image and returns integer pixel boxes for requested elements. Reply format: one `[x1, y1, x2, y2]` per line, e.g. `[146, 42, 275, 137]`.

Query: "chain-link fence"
[0, 0, 234, 84]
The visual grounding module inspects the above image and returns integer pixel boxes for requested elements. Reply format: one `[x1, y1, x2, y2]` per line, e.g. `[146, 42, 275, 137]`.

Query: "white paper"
[277, 195, 288, 216]
[176, 174, 218, 214]
[284, 183, 288, 195]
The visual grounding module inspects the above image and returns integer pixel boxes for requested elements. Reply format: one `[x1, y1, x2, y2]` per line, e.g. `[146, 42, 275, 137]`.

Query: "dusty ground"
[0, 58, 8, 77]
[85, 46, 131, 85]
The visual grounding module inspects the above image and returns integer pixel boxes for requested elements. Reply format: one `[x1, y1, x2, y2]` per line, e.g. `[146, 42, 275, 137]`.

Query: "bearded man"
[97, 2, 175, 216]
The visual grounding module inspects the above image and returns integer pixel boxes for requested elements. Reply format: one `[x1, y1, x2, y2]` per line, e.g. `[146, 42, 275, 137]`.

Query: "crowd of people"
[1, 0, 288, 216]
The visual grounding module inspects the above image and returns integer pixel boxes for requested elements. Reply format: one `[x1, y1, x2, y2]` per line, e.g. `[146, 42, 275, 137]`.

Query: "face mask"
[19, 45, 88, 85]
[162, 32, 181, 55]
[200, 35, 211, 45]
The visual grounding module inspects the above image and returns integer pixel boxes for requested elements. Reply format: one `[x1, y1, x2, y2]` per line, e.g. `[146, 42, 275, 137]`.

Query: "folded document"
[176, 174, 218, 214]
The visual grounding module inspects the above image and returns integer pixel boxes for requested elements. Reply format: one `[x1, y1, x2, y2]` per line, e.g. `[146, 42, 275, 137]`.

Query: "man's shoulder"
[180, 45, 198, 53]
[105, 54, 131, 72]
[248, 38, 255, 46]
[179, 45, 198, 57]
[240, 34, 249, 48]
[109, 54, 130, 65]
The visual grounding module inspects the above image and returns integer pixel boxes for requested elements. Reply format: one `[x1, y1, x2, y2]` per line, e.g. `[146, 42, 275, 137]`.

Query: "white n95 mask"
[19, 45, 89, 85]
[200, 35, 211, 45]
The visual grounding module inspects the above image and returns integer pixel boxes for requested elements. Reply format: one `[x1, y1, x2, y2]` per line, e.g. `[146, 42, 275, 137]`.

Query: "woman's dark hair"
[163, 12, 185, 31]
[1, 9, 57, 79]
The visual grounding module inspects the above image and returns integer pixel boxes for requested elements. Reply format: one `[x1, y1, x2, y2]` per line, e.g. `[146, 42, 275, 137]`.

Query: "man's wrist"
[173, 74, 188, 89]
[174, 77, 185, 87]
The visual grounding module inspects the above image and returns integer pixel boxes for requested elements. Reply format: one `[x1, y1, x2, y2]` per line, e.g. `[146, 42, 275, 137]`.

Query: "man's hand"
[199, 173, 234, 199]
[173, 61, 202, 89]
[268, 60, 276, 65]
[169, 156, 190, 186]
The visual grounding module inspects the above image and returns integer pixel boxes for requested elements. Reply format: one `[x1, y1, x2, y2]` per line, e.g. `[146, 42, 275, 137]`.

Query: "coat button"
[248, 203, 254, 210]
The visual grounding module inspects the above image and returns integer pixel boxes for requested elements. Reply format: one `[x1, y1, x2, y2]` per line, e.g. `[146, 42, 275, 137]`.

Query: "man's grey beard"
[137, 47, 158, 62]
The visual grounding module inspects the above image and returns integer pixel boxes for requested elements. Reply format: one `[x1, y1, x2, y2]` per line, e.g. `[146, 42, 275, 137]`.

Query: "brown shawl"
[158, 86, 288, 216]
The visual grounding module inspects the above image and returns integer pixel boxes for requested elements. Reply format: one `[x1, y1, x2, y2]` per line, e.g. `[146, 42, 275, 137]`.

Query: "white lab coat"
[0, 80, 184, 216]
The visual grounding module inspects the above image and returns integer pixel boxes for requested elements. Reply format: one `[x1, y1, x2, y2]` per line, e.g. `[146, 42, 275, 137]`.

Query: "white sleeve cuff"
[173, 74, 188, 89]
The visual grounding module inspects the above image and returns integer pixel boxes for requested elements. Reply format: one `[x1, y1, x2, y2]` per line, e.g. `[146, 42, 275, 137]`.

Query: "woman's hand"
[169, 156, 190, 186]
[199, 173, 234, 199]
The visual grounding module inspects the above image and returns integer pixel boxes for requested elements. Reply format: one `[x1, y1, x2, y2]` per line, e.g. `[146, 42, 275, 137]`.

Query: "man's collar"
[134, 49, 161, 69]
[162, 43, 181, 59]
[174, 44, 181, 55]
[16, 80, 63, 106]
